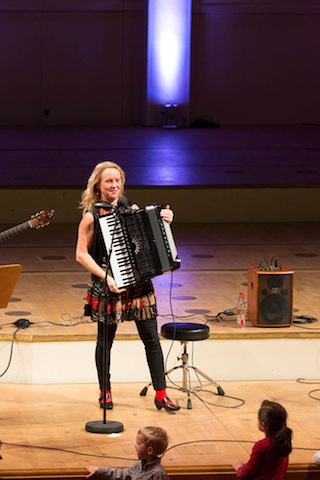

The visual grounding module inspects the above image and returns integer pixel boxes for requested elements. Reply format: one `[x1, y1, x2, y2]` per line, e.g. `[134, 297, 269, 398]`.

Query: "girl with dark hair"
[232, 399, 293, 479]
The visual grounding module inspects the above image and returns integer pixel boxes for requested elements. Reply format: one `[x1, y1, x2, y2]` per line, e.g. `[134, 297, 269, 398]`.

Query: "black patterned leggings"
[96, 317, 166, 391]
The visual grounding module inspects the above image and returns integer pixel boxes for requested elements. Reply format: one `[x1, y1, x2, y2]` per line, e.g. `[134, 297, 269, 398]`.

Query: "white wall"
[1, 336, 319, 384]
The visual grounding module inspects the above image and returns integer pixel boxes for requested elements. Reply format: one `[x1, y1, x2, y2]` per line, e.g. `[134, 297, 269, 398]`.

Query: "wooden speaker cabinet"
[247, 264, 294, 327]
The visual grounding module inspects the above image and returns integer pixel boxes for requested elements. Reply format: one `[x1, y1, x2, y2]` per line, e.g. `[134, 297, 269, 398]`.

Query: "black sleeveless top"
[85, 198, 157, 324]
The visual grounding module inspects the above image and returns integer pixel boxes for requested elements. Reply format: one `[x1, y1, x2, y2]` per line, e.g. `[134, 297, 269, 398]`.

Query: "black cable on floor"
[0, 329, 18, 377]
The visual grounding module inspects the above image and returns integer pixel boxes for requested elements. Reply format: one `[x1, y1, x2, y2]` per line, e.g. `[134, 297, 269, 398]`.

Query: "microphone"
[117, 196, 129, 212]
[94, 197, 129, 213]
[94, 201, 115, 210]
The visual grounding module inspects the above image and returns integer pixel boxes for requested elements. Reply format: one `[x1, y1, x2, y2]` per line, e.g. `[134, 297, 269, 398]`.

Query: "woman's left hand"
[160, 204, 174, 224]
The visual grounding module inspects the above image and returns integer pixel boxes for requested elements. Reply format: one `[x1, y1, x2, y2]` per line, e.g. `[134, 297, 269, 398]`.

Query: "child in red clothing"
[232, 400, 293, 480]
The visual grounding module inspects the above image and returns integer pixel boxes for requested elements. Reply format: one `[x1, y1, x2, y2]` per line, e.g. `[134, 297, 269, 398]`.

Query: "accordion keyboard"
[98, 205, 180, 289]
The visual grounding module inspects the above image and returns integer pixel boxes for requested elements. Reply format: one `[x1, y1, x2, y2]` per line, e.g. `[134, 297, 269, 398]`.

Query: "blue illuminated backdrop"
[146, 0, 192, 127]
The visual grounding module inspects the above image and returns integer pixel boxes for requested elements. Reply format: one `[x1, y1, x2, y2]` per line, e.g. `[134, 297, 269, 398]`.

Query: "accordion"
[98, 204, 181, 289]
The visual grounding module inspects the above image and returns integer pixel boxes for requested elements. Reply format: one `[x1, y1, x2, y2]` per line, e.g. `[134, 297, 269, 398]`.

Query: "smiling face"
[98, 167, 123, 204]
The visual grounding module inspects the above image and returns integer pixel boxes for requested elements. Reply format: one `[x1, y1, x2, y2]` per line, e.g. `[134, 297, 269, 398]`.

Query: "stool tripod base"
[139, 365, 225, 410]
[141, 322, 226, 409]
[166, 364, 225, 409]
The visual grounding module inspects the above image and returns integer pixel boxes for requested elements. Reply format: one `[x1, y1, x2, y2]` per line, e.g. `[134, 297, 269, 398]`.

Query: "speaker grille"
[247, 265, 294, 327]
[260, 294, 290, 324]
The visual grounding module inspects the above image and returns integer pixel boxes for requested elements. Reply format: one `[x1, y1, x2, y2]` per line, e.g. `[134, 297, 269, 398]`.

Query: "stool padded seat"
[160, 322, 210, 342]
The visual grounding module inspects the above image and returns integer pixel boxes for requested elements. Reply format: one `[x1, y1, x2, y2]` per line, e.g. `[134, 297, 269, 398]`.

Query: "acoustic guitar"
[0, 209, 56, 242]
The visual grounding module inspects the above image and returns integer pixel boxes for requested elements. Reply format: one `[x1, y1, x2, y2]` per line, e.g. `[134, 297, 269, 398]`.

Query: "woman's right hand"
[106, 274, 126, 294]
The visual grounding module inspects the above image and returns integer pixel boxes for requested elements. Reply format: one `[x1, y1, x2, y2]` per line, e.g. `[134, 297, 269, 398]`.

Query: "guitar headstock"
[29, 210, 57, 229]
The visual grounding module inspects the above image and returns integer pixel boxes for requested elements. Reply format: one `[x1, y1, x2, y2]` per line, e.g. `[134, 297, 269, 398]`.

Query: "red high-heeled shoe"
[99, 390, 113, 409]
[154, 396, 180, 412]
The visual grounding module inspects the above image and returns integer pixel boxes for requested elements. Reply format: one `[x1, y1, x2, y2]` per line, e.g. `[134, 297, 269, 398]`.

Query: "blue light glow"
[146, 0, 192, 125]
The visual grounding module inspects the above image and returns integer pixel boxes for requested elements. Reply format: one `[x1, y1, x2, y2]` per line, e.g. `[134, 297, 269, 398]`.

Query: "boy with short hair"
[86, 426, 169, 480]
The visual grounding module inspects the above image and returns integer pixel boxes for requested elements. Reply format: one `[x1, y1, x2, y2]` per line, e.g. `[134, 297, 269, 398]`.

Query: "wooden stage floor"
[0, 125, 320, 188]
[1, 221, 320, 337]
[0, 380, 320, 477]
[1, 221, 320, 477]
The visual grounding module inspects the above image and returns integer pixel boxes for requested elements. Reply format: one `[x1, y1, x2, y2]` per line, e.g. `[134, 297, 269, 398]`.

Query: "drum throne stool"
[140, 322, 225, 409]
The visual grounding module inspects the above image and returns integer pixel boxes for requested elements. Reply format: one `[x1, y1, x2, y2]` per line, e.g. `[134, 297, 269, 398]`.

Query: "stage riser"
[1, 337, 319, 384]
[2, 187, 320, 224]
[1, 468, 319, 480]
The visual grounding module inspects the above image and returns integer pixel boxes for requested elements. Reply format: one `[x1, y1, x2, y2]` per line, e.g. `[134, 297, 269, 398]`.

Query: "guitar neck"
[0, 221, 31, 242]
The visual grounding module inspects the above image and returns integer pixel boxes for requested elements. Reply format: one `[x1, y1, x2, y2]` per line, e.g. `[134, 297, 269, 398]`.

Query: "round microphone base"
[85, 420, 124, 434]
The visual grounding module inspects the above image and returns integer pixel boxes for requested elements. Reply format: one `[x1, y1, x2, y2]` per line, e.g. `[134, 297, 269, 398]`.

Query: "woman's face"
[98, 167, 122, 203]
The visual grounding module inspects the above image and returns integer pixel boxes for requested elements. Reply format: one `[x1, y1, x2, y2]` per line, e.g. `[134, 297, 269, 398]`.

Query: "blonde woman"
[76, 161, 179, 413]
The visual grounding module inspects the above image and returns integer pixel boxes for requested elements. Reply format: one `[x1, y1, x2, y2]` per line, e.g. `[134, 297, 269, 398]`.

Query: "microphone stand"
[85, 206, 124, 434]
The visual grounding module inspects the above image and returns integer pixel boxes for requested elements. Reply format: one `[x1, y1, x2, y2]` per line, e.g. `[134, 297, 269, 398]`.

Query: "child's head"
[258, 400, 293, 456]
[135, 426, 169, 460]
[258, 399, 287, 435]
[313, 450, 320, 466]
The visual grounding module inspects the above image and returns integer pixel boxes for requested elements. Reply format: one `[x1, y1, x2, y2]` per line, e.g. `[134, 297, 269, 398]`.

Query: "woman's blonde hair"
[138, 426, 169, 456]
[79, 161, 126, 214]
